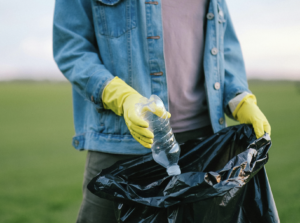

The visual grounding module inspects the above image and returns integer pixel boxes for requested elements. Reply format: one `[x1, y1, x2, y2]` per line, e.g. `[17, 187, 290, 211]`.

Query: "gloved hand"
[102, 77, 171, 148]
[232, 94, 271, 138]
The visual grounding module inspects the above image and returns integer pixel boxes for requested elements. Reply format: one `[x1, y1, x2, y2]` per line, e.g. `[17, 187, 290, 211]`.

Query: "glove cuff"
[228, 92, 250, 114]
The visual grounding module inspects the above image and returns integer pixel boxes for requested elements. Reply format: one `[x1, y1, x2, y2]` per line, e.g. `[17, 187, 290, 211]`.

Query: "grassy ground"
[0, 80, 299, 222]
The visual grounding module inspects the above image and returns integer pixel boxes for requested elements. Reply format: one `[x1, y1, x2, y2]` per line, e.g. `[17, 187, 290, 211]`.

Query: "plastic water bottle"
[135, 95, 181, 176]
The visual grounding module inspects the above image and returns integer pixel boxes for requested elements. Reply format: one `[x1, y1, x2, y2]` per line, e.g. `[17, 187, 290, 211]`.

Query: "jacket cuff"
[228, 91, 250, 114]
[85, 70, 114, 111]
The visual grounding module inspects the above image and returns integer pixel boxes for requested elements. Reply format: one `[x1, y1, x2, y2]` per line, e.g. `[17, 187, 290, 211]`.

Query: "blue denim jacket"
[53, 0, 250, 154]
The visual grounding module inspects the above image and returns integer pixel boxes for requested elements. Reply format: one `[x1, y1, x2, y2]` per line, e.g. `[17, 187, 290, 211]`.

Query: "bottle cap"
[167, 165, 181, 176]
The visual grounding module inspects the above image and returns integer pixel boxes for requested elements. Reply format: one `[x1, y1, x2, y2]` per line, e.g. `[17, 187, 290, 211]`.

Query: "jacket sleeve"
[222, 1, 252, 118]
[53, 0, 114, 110]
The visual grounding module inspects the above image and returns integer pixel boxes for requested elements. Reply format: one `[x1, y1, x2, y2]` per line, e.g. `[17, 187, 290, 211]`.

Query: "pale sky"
[0, 0, 299, 80]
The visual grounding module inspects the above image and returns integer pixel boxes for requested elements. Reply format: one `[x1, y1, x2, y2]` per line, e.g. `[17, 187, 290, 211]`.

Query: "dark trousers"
[76, 125, 213, 223]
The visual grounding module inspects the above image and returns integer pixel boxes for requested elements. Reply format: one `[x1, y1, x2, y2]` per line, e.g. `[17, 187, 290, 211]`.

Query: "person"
[53, 0, 271, 222]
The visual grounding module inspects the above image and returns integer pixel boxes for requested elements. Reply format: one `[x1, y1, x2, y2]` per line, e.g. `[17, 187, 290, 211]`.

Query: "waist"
[174, 125, 214, 144]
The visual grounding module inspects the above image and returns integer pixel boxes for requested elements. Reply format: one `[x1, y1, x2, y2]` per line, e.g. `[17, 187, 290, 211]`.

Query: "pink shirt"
[162, 0, 211, 133]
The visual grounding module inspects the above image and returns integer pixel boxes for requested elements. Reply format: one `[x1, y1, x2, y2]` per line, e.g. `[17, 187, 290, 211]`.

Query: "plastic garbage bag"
[88, 124, 279, 223]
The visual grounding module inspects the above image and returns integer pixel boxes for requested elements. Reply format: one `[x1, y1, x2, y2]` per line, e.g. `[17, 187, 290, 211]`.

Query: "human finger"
[252, 121, 264, 139]
[130, 125, 154, 138]
[131, 132, 152, 149]
[131, 131, 154, 144]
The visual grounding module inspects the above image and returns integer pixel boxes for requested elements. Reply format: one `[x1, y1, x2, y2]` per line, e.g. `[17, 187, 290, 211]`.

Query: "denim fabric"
[53, 0, 251, 154]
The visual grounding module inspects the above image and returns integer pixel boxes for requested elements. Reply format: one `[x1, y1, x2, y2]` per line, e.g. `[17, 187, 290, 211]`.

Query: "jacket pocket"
[94, 0, 137, 38]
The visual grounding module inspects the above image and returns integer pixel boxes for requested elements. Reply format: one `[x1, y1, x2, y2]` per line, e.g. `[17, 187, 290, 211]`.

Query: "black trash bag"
[88, 124, 279, 223]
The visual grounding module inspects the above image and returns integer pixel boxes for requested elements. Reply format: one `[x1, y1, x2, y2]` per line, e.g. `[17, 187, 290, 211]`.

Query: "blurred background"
[0, 0, 299, 222]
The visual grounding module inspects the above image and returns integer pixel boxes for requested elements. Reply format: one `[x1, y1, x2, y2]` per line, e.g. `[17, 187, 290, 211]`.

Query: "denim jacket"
[53, 0, 250, 154]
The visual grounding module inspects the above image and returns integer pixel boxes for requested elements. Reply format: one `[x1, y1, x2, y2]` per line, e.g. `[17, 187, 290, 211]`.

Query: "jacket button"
[219, 117, 224, 125]
[214, 82, 220, 90]
[145, 1, 158, 4]
[74, 140, 79, 146]
[211, 48, 218, 55]
[206, 13, 214, 20]
[147, 36, 160, 39]
[150, 72, 163, 76]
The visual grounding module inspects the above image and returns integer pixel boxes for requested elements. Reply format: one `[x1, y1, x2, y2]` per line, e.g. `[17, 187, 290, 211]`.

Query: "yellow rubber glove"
[102, 77, 171, 148]
[233, 94, 271, 138]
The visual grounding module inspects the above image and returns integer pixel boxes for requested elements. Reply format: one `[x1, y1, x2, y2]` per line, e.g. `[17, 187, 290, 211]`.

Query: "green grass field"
[0, 80, 299, 222]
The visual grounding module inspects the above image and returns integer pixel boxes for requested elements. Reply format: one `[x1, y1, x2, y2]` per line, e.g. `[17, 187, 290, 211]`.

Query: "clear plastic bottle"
[135, 95, 181, 176]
